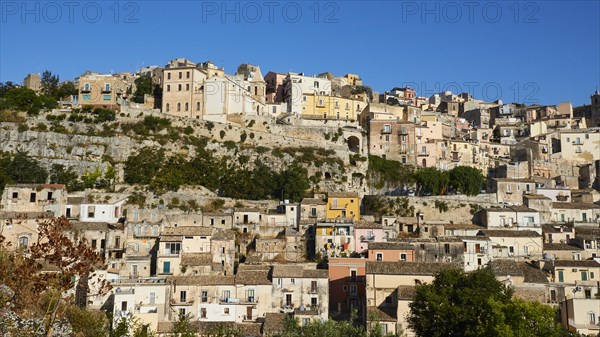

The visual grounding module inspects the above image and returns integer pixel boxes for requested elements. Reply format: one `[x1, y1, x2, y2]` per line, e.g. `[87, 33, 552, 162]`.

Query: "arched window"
[19, 236, 28, 248]
[177, 103, 181, 112]
[133, 243, 139, 252]
[166, 103, 170, 112]
[254, 86, 258, 95]
[185, 102, 189, 111]
[153, 225, 159, 236]
[196, 102, 201, 111]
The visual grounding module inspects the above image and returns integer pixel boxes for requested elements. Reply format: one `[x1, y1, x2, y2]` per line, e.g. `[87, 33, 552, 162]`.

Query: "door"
[163, 261, 171, 274]
[246, 306, 253, 320]
[132, 265, 138, 278]
[558, 270, 564, 282]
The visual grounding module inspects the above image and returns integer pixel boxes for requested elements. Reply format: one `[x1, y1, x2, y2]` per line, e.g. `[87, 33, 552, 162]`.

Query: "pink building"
[354, 221, 385, 254]
[367, 242, 415, 262]
[265, 71, 286, 103]
[328, 258, 366, 320]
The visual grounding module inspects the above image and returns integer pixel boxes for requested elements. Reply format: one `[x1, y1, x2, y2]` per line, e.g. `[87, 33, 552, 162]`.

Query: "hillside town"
[1, 57, 600, 336]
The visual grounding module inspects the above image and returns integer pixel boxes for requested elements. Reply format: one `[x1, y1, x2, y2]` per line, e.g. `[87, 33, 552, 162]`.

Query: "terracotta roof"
[301, 198, 327, 205]
[478, 230, 541, 237]
[575, 227, 600, 241]
[523, 194, 551, 200]
[366, 261, 459, 275]
[263, 313, 287, 335]
[369, 242, 415, 251]
[494, 178, 535, 183]
[552, 202, 600, 210]
[180, 253, 212, 266]
[543, 243, 582, 251]
[302, 269, 328, 279]
[70, 221, 109, 231]
[162, 226, 212, 236]
[551, 260, 600, 268]
[367, 306, 397, 322]
[443, 223, 485, 230]
[160, 235, 182, 242]
[490, 259, 524, 277]
[235, 269, 272, 285]
[486, 205, 538, 212]
[212, 229, 235, 241]
[272, 265, 304, 278]
[166, 275, 234, 285]
[518, 262, 549, 283]
[328, 192, 359, 198]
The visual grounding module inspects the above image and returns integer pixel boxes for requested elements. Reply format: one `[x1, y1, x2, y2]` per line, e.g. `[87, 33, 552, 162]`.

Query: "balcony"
[399, 149, 408, 154]
[101, 87, 112, 93]
[170, 298, 194, 306]
[572, 141, 584, 145]
[381, 128, 392, 134]
[309, 288, 318, 294]
[417, 152, 429, 157]
[81, 87, 91, 93]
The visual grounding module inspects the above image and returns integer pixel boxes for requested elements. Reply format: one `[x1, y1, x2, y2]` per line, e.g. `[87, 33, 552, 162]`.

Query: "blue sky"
[1, 0, 599, 105]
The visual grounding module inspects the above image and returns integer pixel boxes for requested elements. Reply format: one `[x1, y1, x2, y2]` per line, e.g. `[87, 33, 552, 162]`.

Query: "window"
[121, 301, 127, 312]
[178, 72, 182, 79]
[178, 84, 182, 91]
[47, 191, 53, 200]
[350, 285, 357, 294]
[222, 290, 230, 300]
[180, 291, 187, 302]
[133, 243, 139, 252]
[149, 292, 156, 304]
[286, 294, 292, 306]
[400, 253, 407, 261]
[350, 269, 357, 281]
[165, 242, 181, 255]
[83, 82, 91, 91]
[582, 271, 588, 281]
[166, 103, 170, 112]
[197, 102, 200, 111]
[585, 289, 592, 299]
[18, 236, 28, 248]
[11, 192, 17, 199]
[224, 308, 230, 315]
[30, 192, 36, 202]
[178, 308, 186, 317]
[167, 85, 171, 92]
[376, 253, 383, 261]
[167, 72, 171, 80]
[558, 270, 564, 282]
[201, 290, 208, 302]
[314, 81, 319, 88]
[291, 278, 295, 284]
[91, 239, 97, 249]
[444, 244, 450, 254]
[591, 272, 595, 279]
[311, 297, 318, 308]
[200, 308, 207, 318]
[185, 102, 189, 111]
[186, 71, 190, 79]
[88, 206, 95, 218]
[589, 312, 597, 324]
[82, 94, 91, 100]
[177, 103, 181, 111]
[186, 83, 190, 91]
[104, 83, 111, 91]
[246, 289, 255, 302]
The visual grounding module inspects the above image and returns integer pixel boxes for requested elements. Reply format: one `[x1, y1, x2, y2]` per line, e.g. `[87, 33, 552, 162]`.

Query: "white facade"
[285, 73, 332, 114]
[80, 199, 126, 223]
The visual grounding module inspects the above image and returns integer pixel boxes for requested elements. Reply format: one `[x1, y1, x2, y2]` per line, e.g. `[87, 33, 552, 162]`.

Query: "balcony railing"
[417, 152, 429, 157]
[381, 128, 392, 134]
[360, 235, 375, 242]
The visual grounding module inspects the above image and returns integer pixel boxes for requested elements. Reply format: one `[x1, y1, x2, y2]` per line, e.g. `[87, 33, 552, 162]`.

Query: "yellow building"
[326, 192, 360, 221]
[301, 94, 364, 121]
[78, 72, 129, 109]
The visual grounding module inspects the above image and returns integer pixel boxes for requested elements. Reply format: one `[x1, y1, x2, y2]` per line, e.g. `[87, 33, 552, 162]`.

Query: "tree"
[415, 167, 448, 195]
[124, 147, 165, 185]
[170, 313, 198, 337]
[4, 152, 48, 184]
[449, 166, 483, 196]
[0, 217, 110, 337]
[56, 81, 78, 100]
[133, 76, 153, 104]
[408, 268, 564, 337]
[41, 70, 59, 98]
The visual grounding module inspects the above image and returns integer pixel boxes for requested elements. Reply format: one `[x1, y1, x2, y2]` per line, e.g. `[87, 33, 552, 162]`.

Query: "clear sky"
[1, 0, 599, 106]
